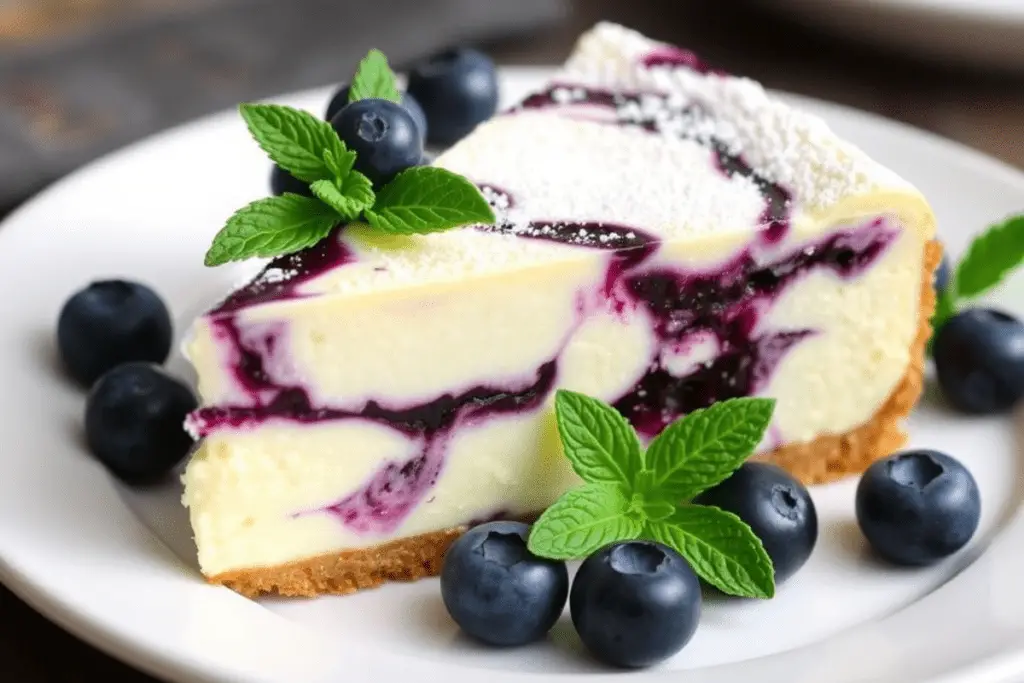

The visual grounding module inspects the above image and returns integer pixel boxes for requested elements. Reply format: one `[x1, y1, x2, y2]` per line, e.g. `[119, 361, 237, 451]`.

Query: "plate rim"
[1, 65, 1023, 683]
[772, 0, 1024, 23]
[857, 0, 1024, 22]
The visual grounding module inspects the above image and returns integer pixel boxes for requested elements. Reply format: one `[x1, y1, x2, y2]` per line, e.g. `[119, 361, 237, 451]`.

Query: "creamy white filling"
[183, 219, 925, 577]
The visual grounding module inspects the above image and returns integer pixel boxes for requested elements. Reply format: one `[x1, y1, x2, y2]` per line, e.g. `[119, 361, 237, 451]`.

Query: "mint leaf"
[953, 215, 1024, 299]
[364, 167, 496, 235]
[323, 147, 356, 184]
[239, 104, 347, 183]
[348, 49, 401, 104]
[310, 179, 374, 220]
[527, 485, 638, 560]
[204, 194, 338, 267]
[553, 390, 644, 487]
[644, 398, 775, 501]
[648, 505, 774, 598]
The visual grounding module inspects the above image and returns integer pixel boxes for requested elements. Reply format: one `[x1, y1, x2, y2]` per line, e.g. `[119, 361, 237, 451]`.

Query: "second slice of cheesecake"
[181, 22, 938, 598]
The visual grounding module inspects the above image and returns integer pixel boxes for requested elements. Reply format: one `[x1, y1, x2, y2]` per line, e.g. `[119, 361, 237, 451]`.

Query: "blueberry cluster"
[441, 462, 818, 668]
[271, 48, 499, 196]
[57, 281, 196, 483]
[442, 445, 985, 669]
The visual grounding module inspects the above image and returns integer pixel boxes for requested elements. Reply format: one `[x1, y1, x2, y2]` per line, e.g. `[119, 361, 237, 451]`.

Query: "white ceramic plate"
[756, 0, 1024, 72]
[1, 67, 1023, 683]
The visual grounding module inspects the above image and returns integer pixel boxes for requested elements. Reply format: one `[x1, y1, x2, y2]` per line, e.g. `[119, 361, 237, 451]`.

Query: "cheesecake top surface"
[205, 22, 922, 314]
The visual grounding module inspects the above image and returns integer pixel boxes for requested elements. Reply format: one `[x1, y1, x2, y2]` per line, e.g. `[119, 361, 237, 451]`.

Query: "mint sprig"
[203, 49, 496, 267]
[527, 391, 777, 599]
[931, 214, 1024, 343]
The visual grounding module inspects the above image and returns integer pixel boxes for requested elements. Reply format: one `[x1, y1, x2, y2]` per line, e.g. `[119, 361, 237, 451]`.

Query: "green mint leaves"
[349, 49, 402, 104]
[931, 214, 1024, 342]
[527, 391, 777, 599]
[204, 49, 496, 267]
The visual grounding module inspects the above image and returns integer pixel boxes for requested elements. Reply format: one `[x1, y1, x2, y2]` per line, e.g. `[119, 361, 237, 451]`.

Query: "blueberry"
[693, 462, 817, 583]
[57, 280, 173, 387]
[933, 308, 1024, 414]
[934, 251, 951, 294]
[270, 164, 311, 197]
[400, 92, 429, 143]
[407, 48, 499, 146]
[330, 99, 423, 187]
[325, 84, 428, 142]
[324, 84, 352, 121]
[570, 541, 701, 668]
[856, 449, 981, 566]
[440, 521, 568, 647]
[85, 362, 198, 484]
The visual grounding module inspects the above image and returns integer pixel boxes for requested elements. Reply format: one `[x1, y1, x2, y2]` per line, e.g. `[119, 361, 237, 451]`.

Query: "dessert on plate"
[180, 22, 939, 597]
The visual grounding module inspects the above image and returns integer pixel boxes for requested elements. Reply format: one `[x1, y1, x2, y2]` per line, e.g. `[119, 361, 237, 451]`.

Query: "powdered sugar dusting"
[566, 22, 912, 212]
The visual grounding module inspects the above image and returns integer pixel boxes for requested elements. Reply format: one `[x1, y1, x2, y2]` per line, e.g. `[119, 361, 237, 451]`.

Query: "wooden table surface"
[2, 1, 1022, 681]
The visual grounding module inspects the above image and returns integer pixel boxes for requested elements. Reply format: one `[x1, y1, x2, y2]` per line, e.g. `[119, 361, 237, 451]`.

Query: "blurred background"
[1, 0, 1023, 679]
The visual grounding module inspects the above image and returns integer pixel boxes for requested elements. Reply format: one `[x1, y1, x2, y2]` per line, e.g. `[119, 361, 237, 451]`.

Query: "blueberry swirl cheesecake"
[181, 23, 939, 597]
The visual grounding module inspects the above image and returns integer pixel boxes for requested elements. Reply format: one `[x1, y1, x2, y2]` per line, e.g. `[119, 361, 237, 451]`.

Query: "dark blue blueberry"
[693, 462, 817, 584]
[57, 280, 173, 387]
[407, 48, 499, 146]
[934, 251, 951, 294]
[85, 362, 198, 484]
[325, 84, 428, 142]
[400, 91, 429, 143]
[933, 308, 1024, 414]
[570, 541, 701, 668]
[330, 99, 423, 187]
[324, 84, 352, 122]
[440, 521, 568, 647]
[269, 164, 311, 197]
[856, 449, 981, 566]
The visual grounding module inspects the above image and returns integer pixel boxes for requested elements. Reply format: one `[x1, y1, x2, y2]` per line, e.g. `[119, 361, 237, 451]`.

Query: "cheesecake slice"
[182, 23, 938, 598]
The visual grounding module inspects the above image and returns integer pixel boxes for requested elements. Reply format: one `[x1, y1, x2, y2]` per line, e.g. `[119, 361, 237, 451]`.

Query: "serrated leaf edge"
[527, 485, 637, 560]
[553, 389, 644, 487]
[238, 103, 343, 183]
[648, 505, 775, 599]
[204, 194, 338, 267]
[348, 48, 402, 104]
[645, 397, 775, 499]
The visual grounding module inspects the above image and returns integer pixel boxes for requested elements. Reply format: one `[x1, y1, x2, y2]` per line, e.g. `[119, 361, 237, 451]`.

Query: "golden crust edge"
[207, 240, 941, 598]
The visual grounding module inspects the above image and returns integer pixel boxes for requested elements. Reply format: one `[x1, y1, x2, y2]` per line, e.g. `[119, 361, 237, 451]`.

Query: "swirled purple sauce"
[208, 227, 355, 315]
[640, 45, 725, 75]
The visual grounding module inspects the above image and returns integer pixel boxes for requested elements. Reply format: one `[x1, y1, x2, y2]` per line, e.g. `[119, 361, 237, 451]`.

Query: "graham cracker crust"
[212, 527, 465, 598]
[209, 240, 941, 598]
